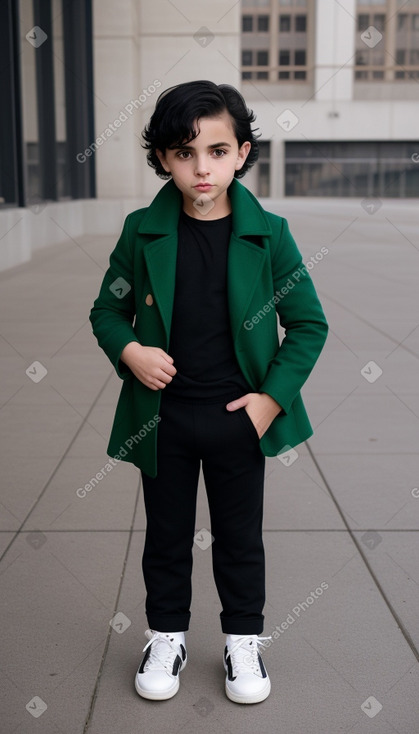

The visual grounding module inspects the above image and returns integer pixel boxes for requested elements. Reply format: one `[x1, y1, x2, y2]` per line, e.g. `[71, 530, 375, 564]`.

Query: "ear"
[155, 148, 171, 174]
[235, 141, 251, 171]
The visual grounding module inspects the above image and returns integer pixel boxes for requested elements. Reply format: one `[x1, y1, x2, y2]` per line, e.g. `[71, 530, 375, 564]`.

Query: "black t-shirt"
[163, 207, 254, 402]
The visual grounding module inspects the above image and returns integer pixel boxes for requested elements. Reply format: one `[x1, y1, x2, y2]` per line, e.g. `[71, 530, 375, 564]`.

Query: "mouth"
[194, 184, 213, 191]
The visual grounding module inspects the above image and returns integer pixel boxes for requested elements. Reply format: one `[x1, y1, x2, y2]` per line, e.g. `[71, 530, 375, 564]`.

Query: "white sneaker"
[135, 629, 187, 700]
[224, 634, 272, 704]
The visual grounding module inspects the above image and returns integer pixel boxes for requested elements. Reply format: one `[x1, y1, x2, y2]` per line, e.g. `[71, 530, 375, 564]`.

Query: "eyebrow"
[171, 142, 232, 151]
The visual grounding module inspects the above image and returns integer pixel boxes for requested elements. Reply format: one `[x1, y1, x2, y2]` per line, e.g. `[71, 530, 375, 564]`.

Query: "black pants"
[140, 391, 266, 635]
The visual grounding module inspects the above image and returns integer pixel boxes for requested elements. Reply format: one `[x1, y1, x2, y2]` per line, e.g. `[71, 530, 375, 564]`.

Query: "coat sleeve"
[89, 211, 143, 380]
[259, 216, 328, 414]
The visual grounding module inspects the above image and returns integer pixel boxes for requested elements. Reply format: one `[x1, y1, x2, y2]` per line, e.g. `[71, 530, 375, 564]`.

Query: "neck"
[183, 191, 232, 220]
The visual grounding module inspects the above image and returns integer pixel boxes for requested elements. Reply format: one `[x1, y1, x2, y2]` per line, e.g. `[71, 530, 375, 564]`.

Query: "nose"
[195, 154, 210, 176]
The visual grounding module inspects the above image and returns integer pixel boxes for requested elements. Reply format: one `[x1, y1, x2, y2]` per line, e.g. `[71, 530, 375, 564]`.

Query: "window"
[279, 50, 290, 65]
[257, 50, 269, 78]
[395, 48, 405, 78]
[358, 13, 369, 30]
[278, 49, 290, 78]
[356, 2, 419, 81]
[242, 15, 253, 32]
[241, 50, 269, 79]
[258, 15, 269, 31]
[294, 49, 306, 78]
[241, 0, 310, 81]
[355, 50, 368, 78]
[242, 14, 269, 35]
[242, 49, 252, 79]
[295, 14, 306, 31]
[397, 13, 408, 30]
[285, 141, 419, 197]
[257, 50, 269, 65]
[355, 9, 387, 79]
[371, 47, 384, 79]
[279, 15, 291, 31]
[395, 42, 419, 78]
[373, 13, 385, 30]
[278, 49, 306, 79]
[242, 50, 253, 66]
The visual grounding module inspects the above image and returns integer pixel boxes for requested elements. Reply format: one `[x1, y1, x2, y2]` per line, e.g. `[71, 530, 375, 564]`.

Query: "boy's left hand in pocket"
[226, 392, 282, 439]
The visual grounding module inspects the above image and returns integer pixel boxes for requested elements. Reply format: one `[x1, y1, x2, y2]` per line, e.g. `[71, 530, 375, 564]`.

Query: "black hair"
[140, 80, 260, 179]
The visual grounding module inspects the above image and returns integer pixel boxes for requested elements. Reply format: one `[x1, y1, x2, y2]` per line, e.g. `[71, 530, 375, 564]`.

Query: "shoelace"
[141, 630, 183, 673]
[226, 635, 272, 676]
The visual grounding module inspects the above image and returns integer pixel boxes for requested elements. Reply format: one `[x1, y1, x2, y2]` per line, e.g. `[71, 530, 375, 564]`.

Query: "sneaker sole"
[223, 658, 271, 704]
[134, 655, 187, 701]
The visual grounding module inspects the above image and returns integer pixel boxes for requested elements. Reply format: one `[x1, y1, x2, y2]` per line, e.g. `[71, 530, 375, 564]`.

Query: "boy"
[89, 80, 328, 704]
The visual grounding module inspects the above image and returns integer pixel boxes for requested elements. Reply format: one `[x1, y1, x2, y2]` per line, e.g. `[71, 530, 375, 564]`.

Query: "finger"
[164, 364, 177, 376]
[157, 369, 174, 384]
[226, 396, 247, 411]
[150, 378, 166, 390]
[161, 351, 174, 364]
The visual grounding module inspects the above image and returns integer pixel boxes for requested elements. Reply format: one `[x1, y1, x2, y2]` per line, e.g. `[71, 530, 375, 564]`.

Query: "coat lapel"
[227, 179, 273, 343]
[140, 181, 182, 339]
[138, 178, 273, 345]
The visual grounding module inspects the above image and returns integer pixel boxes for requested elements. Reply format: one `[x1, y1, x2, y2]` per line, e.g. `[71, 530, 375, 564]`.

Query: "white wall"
[314, 0, 356, 102]
[92, 0, 242, 202]
[92, 0, 140, 199]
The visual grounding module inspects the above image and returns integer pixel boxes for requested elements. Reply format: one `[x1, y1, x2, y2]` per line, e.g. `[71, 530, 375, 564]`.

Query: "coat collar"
[137, 177, 272, 238]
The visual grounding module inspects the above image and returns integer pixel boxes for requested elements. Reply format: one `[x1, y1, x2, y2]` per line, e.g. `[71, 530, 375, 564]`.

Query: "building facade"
[240, 0, 419, 198]
[1, 0, 418, 269]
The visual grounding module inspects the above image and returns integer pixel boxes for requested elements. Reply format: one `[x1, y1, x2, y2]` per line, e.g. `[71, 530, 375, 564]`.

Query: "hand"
[226, 392, 282, 439]
[120, 342, 177, 390]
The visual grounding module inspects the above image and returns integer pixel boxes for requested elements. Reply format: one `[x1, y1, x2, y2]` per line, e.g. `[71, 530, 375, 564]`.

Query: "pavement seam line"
[82, 478, 142, 733]
[305, 441, 419, 663]
[0, 370, 114, 564]
[316, 289, 419, 360]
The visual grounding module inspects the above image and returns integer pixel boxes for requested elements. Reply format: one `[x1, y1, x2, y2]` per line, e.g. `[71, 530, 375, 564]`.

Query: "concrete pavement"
[1, 196, 418, 733]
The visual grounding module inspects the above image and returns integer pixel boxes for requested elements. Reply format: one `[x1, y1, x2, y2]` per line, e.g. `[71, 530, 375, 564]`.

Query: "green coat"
[89, 177, 328, 477]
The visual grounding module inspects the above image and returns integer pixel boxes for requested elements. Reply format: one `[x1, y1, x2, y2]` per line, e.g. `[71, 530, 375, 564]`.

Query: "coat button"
[145, 293, 154, 306]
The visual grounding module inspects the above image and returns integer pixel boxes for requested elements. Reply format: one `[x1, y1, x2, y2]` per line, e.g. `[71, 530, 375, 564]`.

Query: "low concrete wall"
[0, 198, 149, 272]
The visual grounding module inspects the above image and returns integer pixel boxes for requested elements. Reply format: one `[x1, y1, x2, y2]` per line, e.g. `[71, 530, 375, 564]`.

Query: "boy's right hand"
[120, 342, 177, 390]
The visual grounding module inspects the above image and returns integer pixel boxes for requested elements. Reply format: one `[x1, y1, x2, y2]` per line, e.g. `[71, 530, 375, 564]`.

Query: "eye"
[177, 151, 191, 159]
[213, 149, 227, 157]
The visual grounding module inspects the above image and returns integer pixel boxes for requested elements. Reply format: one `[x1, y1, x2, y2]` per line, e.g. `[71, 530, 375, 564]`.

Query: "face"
[155, 111, 251, 219]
